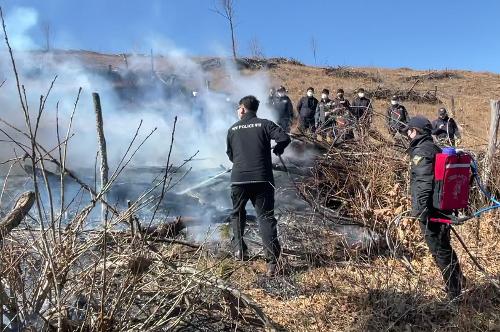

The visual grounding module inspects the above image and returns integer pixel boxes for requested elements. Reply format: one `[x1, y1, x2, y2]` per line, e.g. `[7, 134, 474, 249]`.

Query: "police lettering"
[231, 123, 262, 131]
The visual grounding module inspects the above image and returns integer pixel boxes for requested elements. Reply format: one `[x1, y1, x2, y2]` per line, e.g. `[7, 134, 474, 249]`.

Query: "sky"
[1, 0, 500, 73]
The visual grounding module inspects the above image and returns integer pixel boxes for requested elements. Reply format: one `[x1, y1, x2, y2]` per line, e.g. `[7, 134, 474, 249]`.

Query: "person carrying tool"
[226, 95, 291, 277]
[386, 95, 410, 135]
[271, 86, 294, 133]
[297, 87, 319, 132]
[405, 116, 465, 300]
[432, 107, 461, 146]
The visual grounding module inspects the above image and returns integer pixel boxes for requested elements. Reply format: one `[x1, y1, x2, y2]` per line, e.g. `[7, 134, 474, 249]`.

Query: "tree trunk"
[229, 18, 237, 59]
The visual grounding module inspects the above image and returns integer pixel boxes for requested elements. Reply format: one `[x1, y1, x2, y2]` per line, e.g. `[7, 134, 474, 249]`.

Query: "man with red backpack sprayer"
[405, 116, 466, 300]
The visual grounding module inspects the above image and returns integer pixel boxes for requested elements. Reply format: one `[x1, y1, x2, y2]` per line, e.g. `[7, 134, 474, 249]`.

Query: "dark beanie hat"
[405, 115, 432, 134]
[322, 88, 330, 94]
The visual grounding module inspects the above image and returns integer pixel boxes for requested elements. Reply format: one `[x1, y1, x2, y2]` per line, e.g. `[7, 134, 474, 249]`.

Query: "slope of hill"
[1, 50, 499, 331]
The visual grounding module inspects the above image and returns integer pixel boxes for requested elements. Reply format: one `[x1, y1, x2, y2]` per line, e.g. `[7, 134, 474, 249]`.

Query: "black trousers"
[230, 182, 281, 264]
[299, 116, 315, 131]
[277, 118, 291, 133]
[420, 221, 464, 296]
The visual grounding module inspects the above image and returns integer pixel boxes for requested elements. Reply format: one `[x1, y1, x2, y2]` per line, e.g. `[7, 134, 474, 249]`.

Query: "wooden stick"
[92, 92, 109, 224]
[0, 191, 35, 241]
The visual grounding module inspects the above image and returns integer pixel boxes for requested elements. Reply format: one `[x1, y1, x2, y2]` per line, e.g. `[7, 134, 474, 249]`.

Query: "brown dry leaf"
[388, 183, 400, 197]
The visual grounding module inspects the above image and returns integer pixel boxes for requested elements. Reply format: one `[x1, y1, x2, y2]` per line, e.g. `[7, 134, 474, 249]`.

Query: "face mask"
[358, 93, 365, 98]
[321, 94, 328, 99]
[307, 91, 313, 97]
[391, 100, 397, 105]
[277, 92, 284, 97]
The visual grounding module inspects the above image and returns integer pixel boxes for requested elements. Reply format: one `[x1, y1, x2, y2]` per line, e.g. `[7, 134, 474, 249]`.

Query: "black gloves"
[273, 145, 285, 156]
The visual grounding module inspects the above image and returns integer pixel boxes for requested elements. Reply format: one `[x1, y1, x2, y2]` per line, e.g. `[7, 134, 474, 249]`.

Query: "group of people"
[267, 86, 373, 140]
[268, 86, 461, 146]
[386, 95, 461, 146]
[226, 92, 466, 300]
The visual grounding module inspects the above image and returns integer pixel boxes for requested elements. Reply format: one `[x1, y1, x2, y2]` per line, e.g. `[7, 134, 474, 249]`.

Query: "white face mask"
[321, 94, 328, 99]
[391, 100, 398, 105]
[307, 91, 314, 97]
[358, 93, 365, 98]
[277, 92, 285, 97]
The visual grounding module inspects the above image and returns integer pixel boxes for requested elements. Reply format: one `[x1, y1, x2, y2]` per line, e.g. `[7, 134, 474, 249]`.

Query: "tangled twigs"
[175, 265, 280, 331]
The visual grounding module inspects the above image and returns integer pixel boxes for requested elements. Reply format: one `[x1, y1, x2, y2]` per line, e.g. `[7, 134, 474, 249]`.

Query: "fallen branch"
[0, 191, 35, 241]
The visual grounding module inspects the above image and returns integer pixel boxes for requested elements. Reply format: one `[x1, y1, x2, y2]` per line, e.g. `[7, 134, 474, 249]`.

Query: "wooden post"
[92, 92, 109, 224]
[483, 100, 500, 187]
[477, 100, 500, 242]
[451, 96, 455, 117]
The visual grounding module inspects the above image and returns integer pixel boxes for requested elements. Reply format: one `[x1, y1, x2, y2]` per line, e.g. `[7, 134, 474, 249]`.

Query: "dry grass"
[1, 46, 499, 330]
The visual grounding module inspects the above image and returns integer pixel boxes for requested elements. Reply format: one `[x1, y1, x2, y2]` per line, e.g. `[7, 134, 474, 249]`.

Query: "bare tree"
[310, 36, 318, 65]
[212, 0, 238, 59]
[248, 36, 264, 59]
[40, 21, 50, 51]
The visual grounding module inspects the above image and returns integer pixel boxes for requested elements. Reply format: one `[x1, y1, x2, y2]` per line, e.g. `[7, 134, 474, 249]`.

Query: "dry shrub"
[323, 66, 382, 83]
[403, 71, 464, 82]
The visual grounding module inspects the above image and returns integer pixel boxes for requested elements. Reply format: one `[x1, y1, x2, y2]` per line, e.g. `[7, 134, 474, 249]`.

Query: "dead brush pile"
[369, 87, 442, 104]
[277, 130, 500, 330]
[323, 66, 383, 82]
[403, 70, 464, 82]
[299, 132, 426, 255]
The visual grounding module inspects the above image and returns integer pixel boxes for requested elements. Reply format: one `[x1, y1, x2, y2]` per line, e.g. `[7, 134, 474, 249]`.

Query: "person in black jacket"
[331, 88, 351, 113]
[226, 95, 291, 276]
[406, 116, 465, 300]
[271, 86, 294, 133]
[297, 87, 319, 131]
[267, 87, 276, 106]
[432, 108, 461, 146]
[350, 88, 373, 122]
[386, 95, 409, 135]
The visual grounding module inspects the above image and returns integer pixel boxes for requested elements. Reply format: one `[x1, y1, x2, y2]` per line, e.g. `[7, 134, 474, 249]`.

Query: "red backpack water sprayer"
[429, 147, 500, 225]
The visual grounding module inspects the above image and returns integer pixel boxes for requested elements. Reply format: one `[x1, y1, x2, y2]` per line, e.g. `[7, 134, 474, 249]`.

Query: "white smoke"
[2, 7, 38, 51]
[0, 6, 275, 185]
